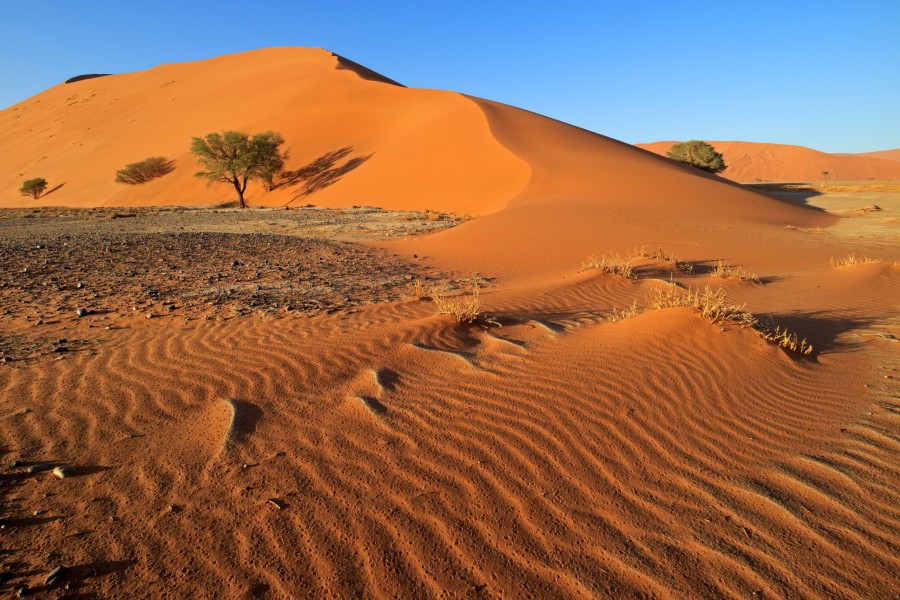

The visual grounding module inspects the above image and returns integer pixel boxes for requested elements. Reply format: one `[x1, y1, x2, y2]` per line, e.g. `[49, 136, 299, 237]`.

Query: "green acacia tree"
[19, 178, 48, 199]
[190, 131, 287, 208]
[666, 140, 727, 174]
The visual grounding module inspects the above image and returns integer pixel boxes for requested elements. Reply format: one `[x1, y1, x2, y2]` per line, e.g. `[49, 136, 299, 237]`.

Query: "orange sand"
[1, 48, 898, 598]
[638, 140, 900, 183]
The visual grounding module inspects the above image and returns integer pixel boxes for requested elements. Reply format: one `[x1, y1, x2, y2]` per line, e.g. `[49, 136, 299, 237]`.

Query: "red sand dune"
[2, 47, 898, 598]
[855, 148, 900, 162]
[638, 140, 900, 182]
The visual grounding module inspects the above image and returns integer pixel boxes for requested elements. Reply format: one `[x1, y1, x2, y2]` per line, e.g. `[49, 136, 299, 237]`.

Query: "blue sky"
[2, 1, 898, 152]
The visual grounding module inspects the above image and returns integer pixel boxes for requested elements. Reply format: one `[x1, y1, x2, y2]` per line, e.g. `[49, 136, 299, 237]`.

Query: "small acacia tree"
[115, 156, 176, 185]
[190, 131, 287, 208]
[666, 140, 727, 174]
[19, 178, 48, 199]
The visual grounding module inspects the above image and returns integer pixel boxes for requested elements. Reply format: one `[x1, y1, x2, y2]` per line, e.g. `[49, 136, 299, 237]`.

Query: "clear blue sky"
[2, 1, 898, 153]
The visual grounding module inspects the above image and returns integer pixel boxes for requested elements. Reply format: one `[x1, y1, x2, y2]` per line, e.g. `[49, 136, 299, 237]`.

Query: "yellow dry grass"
[710, 261, 760, 283]
[581, 253, 635, 279]
[830, 254, 884, 269]
[610, 285, 812, 355]
[408, 278, 491, 324]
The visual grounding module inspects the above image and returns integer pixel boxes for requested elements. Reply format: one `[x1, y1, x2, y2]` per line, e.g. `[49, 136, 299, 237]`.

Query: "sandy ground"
[1, 48, 899, 599]
[1, 193, 897, 599]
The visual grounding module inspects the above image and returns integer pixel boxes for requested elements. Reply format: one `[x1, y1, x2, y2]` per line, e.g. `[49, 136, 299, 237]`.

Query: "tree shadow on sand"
[273, 146, 373, 205]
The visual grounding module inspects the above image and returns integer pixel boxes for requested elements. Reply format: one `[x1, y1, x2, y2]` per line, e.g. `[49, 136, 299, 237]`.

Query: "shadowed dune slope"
[0, 47, 529, 213]
[638, 141, 900, 183]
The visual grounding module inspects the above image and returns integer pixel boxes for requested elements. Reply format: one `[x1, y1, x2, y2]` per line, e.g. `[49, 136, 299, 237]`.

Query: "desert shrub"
[115, 156, 176, 185]
[666, 140, 727, 174]
[410, 278, 493, 324]
[830, 254, 884, 269]
[581, 253, 634, 279]
[430, 280, 485, 324]
[710, 261, 760, 283]
[19, 178, 48, 199]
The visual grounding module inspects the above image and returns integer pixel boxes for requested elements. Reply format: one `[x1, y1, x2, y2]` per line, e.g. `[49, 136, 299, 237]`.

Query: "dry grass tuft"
[581, 253, 635, 279]
[410, 278, 494, 324]
[607, 301, 639, 323]
[830, 254, 884, 269]
[631, 245, 694, 273]
[710, 261, 760, 283]
[757, 325, 813, 355]
[614, 285, 811, 355]
[405, 278, 431, 300]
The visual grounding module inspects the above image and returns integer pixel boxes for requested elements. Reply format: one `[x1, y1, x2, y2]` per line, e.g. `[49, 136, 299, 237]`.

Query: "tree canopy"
[19, 178, 48, 199]
[666, 140, 727, 174]
[191, 131, 286, 208]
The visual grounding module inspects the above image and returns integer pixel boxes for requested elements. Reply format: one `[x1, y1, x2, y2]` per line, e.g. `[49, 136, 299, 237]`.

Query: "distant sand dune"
[638, 140, 900, 182]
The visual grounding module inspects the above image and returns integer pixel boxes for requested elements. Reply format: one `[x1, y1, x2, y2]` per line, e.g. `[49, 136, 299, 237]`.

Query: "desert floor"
[1, 191, 898, 598]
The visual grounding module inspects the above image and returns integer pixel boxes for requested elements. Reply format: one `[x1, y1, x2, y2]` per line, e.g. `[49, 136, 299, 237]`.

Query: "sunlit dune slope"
[638, 140, 900, 182]
[391, 101, 837, 281]
[855, 148, 900, 162]
[0, 47, 529, 212]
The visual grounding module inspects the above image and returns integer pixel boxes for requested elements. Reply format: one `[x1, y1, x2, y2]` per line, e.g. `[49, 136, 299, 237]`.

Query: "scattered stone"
[15, 585, 28, 597]
[75, 308, 88, 317]
[10, 460, 24, 468]
[168, 504, 181, 513]
[52, 466, 75, 479]
[75, 281, 84, 289]
[146, 312, 154, 319]
[52, 346, 69, 353]
[267, 498, 285, 510]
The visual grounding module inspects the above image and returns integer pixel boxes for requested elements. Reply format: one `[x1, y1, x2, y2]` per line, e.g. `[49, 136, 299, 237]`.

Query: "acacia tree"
[666, 140, 727, 174]
[19, 178, 48, 199]
[190, 131, 286, 208]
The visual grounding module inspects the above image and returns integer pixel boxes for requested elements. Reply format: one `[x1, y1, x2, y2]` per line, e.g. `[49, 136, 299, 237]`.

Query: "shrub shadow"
[752, 311, 881, 357]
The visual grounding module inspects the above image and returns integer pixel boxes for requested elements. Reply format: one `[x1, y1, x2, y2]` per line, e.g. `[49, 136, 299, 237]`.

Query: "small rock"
[27, 463, 56, 474]
[52, 466, 74, 479]
[52, 346, 69, 353]
[146, 312, 154, 319]
[10, 460, 23, 468]
[75, 282, 84, 289]
[15, 585, 28, 597]
[75, 308, 88, 317]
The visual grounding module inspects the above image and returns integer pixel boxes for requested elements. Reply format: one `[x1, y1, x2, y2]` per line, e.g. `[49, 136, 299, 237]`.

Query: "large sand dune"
[638, 140, 900, 183]
[1, 47, 898, 598]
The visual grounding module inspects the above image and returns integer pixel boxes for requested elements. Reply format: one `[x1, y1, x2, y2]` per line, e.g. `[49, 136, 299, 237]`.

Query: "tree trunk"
[232, 177, 246, 209]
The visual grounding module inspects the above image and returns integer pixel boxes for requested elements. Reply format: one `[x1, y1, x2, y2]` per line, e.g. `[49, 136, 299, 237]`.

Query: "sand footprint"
[346, 368, 399, 418]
